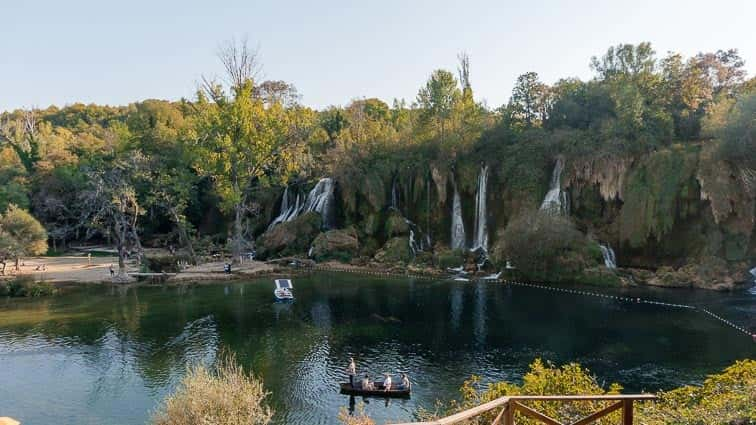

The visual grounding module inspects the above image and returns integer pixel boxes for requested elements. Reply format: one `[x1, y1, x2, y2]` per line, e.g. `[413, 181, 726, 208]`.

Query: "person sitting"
[383, 374, 392, 391]
[361, 374, 372, 390]
[401, 373, 411, 390]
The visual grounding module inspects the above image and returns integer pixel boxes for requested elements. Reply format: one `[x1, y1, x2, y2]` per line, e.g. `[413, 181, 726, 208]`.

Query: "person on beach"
[87, 253, 92, 265]
[347, 357, 356, 387]
[383, 373, 392, 391]
[109, 264, 115, 277]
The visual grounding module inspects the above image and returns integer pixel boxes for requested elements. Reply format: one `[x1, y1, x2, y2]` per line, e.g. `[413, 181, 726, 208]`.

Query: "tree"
[591, 42, 656, 80]
[256, 80, 300, 108]
[79, 156, 145, 278]
[507, 72, 550, 128]
[417, 69, 461, 139]
[193, 38, 292, 262]
[0, 205, 48, 274]
[0, 110, 41, 173]
[320, 107, 349, 146]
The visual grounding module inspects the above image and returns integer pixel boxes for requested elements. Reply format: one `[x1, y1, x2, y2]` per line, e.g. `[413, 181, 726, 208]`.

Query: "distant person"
[401, 373, 411, 390]
[346, 357, 356, 387]
[109, 264, 115, 277]
[224, 263, 231, 274]
[87, 253, 92, 265]
[383, 374, 392, 391]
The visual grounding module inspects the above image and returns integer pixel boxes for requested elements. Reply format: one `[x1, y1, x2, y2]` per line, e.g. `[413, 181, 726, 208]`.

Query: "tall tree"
[193, 38, 291, 262]
[417, 69, 460, 139]
[507, 72, 549, 128]
[79, 156, 145, 278]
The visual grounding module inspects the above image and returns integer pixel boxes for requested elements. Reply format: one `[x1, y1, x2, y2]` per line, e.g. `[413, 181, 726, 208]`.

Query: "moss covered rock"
[256, 212, 321, 259]
[311, 228, 359, 262]
[374, 237, 412, 264]
[385, 210, 410, 238]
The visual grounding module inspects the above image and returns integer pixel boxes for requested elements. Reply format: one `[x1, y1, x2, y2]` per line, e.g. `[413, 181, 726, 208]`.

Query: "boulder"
[311, 228, 359, 262]
[374, 237, 412, 264]
[256, 212, 322, 259]
[0, 418, 20, 425]
[635, 256, 750, 291]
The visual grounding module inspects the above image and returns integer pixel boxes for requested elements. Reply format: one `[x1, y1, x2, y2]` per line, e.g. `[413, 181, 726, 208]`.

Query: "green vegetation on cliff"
[1, 39, 753, 281]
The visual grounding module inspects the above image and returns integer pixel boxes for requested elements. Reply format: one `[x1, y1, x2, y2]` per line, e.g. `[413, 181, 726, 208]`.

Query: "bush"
[492, 211, 599, 283]
[420, 359, 756, 425]
[151, 352, 273, 425]
[0, 277, 56, 297]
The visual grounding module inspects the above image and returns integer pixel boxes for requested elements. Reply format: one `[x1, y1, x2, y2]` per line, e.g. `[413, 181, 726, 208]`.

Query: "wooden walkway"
[390, 394, 657, 425]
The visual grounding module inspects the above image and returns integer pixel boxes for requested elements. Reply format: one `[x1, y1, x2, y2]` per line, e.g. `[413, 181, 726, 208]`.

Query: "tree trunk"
[117, 243, 127, 279]
[233, 203, 243, 264]
[14, 257, 19, 271]
[170, 208, 197, 265]
[1, 260, 5, 276]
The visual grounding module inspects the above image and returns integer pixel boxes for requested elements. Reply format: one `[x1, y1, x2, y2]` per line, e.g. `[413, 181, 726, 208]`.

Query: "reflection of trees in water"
[474, 281, 486, 347]
[450, 284, 463, 332]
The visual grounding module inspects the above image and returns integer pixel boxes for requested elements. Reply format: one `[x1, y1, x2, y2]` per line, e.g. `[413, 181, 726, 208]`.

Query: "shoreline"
[1, 254, 753, 294]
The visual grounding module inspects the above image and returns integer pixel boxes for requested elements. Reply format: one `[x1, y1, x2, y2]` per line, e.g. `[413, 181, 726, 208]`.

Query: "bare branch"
[217, 36, 262, 90]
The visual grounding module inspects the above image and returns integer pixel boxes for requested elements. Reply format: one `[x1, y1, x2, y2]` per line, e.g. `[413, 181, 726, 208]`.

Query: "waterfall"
[600, 244, 617, 269]
[540, 157, 568, 215]
[472, 165, 489, 252]
[408, 229, 417, 256]
[268, 186, 302, 230]
[304, 178, 336, 229]
[451, 181, 466, 250]
[750, 267, 756, 280]
[390, 178, 399, 211]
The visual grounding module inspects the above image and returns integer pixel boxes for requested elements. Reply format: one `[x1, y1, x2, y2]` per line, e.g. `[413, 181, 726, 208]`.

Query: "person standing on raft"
[346, 357, 357, 387]
[383, 373, 392, 391]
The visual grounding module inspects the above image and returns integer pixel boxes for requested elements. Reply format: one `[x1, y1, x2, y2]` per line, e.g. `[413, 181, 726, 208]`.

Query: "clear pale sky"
[2, 0, 754, 112]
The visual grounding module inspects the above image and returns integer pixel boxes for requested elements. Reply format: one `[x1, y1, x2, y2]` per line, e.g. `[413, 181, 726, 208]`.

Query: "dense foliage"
[0, 40, 753, 273]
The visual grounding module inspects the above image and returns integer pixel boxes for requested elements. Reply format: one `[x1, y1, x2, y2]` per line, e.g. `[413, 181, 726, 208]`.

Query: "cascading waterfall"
[268, 186, 303, 230]
[540, 157, 568, 215]
[472, 165, 489, 252]
[269, 178, 336, 231]
[304, 178, 336, 229]
[408, 229, 417, 256]
[600, 244, 617, 269]
[750, 267, 756, 279]
[451, 181, 466, 250]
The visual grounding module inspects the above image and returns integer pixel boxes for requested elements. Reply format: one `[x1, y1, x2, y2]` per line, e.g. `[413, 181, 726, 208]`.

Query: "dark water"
[0, 273, 754, 425]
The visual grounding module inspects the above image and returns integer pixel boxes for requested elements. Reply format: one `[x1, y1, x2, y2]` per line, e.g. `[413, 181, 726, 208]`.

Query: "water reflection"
[0, 274, 753, 425]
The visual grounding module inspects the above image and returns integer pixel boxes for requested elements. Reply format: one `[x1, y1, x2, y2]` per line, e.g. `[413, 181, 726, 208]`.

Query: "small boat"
[274, 279, 294, 301]
[339, 381, 411, 398]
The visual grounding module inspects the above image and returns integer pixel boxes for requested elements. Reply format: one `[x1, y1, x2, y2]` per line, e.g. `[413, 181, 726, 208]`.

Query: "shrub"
[151, 352, 273, 425]
[0, 277, 56, 297]
[492, 211, 599, 283]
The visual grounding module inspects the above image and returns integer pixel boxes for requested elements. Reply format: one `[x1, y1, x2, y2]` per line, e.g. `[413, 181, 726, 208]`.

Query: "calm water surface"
[0, 273, 754, 425]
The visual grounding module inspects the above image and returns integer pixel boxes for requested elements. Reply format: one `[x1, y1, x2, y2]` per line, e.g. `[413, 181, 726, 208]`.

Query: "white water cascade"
[304, 178, 336, 229]
[451, 181, 466, 250]
[269, 178, 336, 231]
[268, 186, 303, 230]
[600, 244, 617, 269]
[540, 157, 568, 215]
[472, 165, 489, 252]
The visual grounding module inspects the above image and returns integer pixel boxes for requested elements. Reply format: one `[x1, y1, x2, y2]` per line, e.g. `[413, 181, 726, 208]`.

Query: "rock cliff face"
[257, 141, 755, 290]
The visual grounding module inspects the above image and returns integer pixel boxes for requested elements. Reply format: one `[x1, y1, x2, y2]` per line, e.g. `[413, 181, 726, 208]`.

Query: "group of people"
[347, 357, 411, 391]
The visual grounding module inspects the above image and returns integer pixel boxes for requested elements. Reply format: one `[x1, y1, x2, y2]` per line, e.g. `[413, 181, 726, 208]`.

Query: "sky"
[2, 0, 755, 112]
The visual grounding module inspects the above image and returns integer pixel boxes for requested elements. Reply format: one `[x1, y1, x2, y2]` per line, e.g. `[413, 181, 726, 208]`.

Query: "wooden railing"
[390, 394, 657, 425]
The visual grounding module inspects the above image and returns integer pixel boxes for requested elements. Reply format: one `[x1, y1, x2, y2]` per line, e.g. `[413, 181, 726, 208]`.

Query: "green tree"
[193, 39, 293, 262]
[507, 72, 550, 128]
[0, 110, 42, 174]
[0, 205, 48, 274]
[417, 69, 461, 139]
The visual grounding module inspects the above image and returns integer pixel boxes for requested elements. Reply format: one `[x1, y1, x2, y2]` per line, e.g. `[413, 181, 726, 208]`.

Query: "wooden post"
[622, 400, 633, 425]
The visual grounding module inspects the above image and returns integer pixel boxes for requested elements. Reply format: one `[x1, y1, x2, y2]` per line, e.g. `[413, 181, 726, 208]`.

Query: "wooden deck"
[389, 394, 657, 425]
